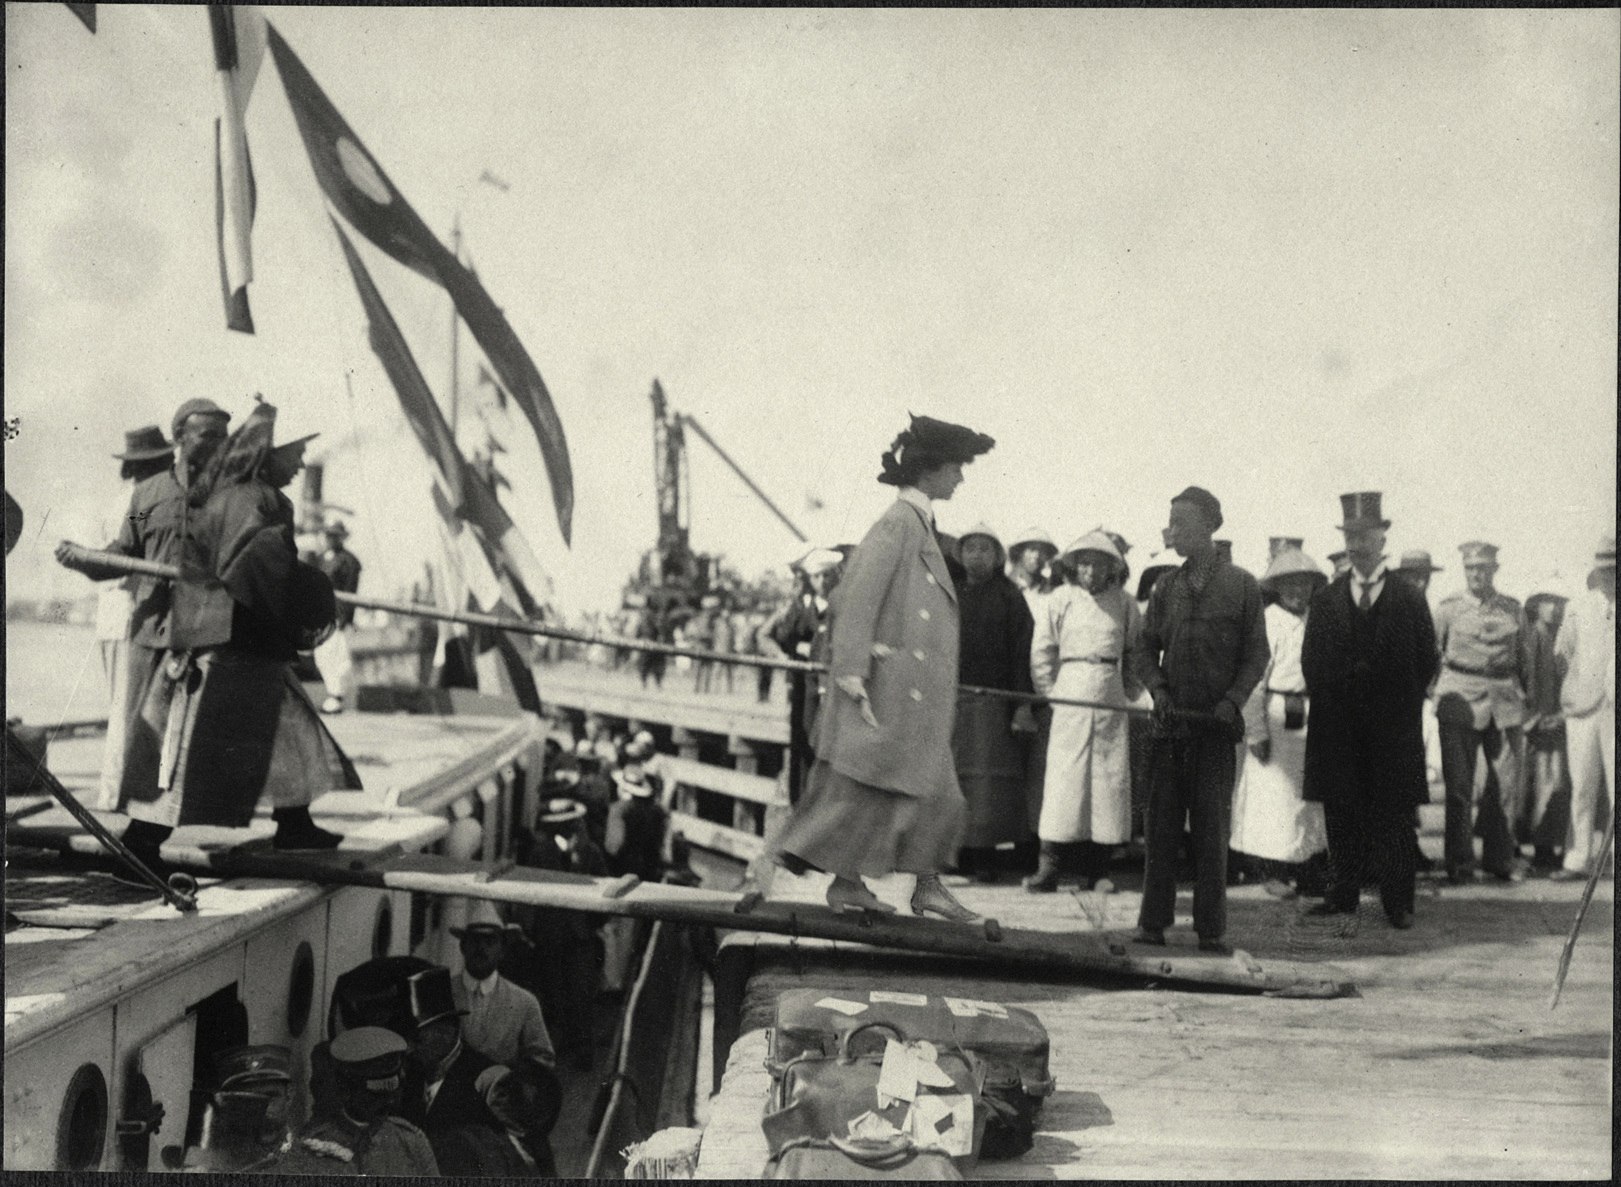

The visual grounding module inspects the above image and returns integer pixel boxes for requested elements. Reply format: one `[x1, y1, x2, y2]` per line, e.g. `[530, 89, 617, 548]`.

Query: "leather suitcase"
[764, 1135, 963, 1180]
[767, 987, 1055, 1159]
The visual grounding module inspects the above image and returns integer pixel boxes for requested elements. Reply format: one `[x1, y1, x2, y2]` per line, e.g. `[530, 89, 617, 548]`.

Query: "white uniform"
[1557, 587, 1615, 874]
[1031, 585, 1142, 844]
[95, 485, 137, 808]
[1231, 604, 1327, 863]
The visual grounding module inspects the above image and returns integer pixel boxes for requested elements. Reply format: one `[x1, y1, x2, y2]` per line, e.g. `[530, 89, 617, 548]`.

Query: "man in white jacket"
[1552, 536, 1615, 880]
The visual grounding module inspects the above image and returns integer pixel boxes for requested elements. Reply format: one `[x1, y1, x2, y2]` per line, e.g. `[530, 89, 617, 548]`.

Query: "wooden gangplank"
[9, 831, 1354, 999]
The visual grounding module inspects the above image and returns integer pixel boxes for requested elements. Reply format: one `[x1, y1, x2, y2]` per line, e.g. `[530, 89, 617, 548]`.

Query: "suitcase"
[764, 1134, 963, 1180]
[763, 1022, 987, 1171]
[766, 987, 1055, 1159]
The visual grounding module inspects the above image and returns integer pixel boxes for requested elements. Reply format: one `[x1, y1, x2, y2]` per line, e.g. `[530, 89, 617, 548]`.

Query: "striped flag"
[210, 4, 267, 333]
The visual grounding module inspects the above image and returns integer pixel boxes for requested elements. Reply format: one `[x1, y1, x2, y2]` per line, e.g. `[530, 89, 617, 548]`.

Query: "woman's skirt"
[1230, 693, 1326, 863]
[775, 759, 966, 879]
[952, 693, 1028, 848]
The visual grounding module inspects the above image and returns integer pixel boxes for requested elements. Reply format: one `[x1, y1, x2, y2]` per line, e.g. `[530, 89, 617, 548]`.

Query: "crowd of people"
[760, 414, 1616, 952]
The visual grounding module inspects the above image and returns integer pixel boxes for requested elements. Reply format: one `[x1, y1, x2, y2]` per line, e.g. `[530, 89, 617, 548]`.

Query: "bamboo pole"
[55, 545, 1215, 722]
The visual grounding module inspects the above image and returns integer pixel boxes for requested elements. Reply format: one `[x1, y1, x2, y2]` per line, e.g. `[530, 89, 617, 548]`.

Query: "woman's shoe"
[826, 878, 897, 915]
[911, 874, 982, 923]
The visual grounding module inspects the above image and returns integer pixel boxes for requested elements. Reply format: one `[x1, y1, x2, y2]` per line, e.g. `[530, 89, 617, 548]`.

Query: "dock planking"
[697, 866, 1613, 1180]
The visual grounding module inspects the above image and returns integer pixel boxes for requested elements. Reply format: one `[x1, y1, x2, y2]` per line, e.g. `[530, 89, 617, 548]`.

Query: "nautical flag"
[63, 4, 95, 33]
[266, 22, 574, 544]
[210, 4, 267, 333]
[333, 220, 554, 611]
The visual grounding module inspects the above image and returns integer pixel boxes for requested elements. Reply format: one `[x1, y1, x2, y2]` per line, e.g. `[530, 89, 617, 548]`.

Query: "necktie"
[1358, 581, 1372, 610]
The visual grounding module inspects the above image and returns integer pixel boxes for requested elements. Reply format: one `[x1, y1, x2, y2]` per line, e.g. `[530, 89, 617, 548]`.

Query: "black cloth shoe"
[1133, 927, 1166, 946]
[272, 808, 344, 852]
[1198, 937, 1232, 955]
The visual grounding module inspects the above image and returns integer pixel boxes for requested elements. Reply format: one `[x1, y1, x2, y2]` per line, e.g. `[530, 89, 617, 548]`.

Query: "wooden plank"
[533, 664, 790, 745]
[661, 754, 784, 806]
[670, 812, 766, 863]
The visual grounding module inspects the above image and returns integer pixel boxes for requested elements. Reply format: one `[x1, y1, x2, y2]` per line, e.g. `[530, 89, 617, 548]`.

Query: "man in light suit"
[450, 901, 557, 1069]
[1553, 536, 1616, 881]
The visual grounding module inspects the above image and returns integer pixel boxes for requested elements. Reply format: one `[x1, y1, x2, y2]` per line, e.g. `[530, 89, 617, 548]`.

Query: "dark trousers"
[1139, 732, 1235, 940]
[756, 663, 773, 703]
[1322, 797, 1416, 918]
[786, 671, 812, 805]
[1439, 720, 1523, 875]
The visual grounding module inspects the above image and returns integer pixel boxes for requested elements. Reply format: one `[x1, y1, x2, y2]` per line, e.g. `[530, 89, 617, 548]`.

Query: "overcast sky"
[5, 6, 1617, 616]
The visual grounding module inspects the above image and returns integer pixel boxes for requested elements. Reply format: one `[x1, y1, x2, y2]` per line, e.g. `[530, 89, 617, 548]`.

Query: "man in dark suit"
[1302, 493, 1439, 929]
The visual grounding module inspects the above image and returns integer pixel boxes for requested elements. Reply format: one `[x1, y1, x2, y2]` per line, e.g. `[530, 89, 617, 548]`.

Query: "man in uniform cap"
[1434, 540, 1532, 882]
[270, 1026, 439, 1176]
[177, 1044, 295, 1171]
[1300, 493, 1438, 928]
[449, 899, 557, 1070]
[1131, 485, 1269, 953]
[1552, 536, 1616, 880]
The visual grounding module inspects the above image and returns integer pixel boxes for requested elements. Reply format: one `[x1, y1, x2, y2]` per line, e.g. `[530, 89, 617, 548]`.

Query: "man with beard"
[1301, 493, 1438, 928]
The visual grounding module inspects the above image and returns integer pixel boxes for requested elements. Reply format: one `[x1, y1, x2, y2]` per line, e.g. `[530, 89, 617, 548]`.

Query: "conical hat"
[1260, 548, 1327, 588]
[1060, 529, 1125, 567]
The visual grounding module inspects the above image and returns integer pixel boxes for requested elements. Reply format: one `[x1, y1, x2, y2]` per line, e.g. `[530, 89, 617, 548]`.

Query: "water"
[4, 620, 107, 726]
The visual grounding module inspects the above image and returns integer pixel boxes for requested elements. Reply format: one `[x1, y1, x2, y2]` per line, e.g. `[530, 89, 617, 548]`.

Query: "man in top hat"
[1301, 494, 1438, 928]
[270, 1026, 440, 1177]
[450, 900, 557, 1069]
[1131, 486, 1269, 953]
[1552, 536, 1616, 880]
[86, 426, 176, 808]
[315, 519, 363, 714]
[1433, 540, 1531, 882]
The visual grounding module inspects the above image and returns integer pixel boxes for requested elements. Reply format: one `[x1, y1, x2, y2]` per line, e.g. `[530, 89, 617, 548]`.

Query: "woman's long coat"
[1302, 575, 1438, 808]
[815, 498, 962, 800]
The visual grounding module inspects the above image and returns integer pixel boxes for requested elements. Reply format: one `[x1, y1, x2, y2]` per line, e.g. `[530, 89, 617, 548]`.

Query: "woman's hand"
[835, 675, 880, 728]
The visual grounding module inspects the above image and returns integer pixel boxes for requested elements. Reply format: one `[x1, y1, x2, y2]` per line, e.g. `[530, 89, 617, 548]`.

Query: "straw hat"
[1259, 548, 1327, 590]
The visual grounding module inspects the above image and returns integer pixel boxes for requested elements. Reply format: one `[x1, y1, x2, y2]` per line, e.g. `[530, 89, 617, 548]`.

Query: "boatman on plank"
[1300, 493, 1438, 929]
[1132, 486, 1269, 955]
[268, 1027, 440, 1176]
[1434, 540, 1532, 882]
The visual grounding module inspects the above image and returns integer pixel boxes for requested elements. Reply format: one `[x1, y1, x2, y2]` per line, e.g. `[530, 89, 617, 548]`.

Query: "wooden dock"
[697, 859, 1613, 1180]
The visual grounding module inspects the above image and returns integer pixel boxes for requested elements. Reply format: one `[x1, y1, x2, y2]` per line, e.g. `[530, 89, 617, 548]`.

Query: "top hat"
[214, 1044, 292, 1091]
[1260, 548, 1327, 589]
[1396, 549, 1443, 574]
[538, 797, 587, 826]
[323, 520, 350, 539]
[1008, 527, 1057, 556]
[1594, 534, 1617, 569]
[1336, 491, 1390, 531]
[449, 899, 508, 940]
[1268, 536, 1305, 560]
[330, 955, 437, 1035]
[400, 966, 466, 1032]
[329, 1026, 409, 1090]
[1459, 541, 1500, 567]
[114, 425, 174, 461]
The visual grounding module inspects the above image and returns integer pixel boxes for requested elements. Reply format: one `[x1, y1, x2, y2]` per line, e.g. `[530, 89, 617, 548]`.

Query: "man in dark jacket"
[1132, 487, 1269, 954]
[1301, 493, 1439, 929]
[315, 519, 362, 713]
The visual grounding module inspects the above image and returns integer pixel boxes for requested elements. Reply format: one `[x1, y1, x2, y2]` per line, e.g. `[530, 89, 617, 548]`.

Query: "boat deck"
[697, 833, 1614, 1180]
[4, 709, 543, 1047]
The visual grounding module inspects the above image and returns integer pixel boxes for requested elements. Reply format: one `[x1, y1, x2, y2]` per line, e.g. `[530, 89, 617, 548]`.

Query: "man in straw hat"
[315, 519, 363, 714]
[1301, 493, 1437, 928]
[1131, 486, 1269, 953]
[1230, 544, 1329, 899]
[1551, 536, 1616, 881]
[1434, 538, 1531, 882]
[449, 900, 557, 1069]
[1390, 549, 1444, 597]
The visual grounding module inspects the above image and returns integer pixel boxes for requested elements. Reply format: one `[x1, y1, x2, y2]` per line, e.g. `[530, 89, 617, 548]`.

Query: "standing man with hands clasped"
[1132, 486, 1269, 955]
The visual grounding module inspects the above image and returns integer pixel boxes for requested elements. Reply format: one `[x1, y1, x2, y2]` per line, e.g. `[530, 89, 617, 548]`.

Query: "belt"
[1445, 660, 1516, 679]
[1061, 656, 1119, 665]
[1265, 688, 1306, 698]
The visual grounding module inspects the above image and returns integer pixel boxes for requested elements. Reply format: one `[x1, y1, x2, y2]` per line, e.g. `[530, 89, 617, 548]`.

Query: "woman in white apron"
[1230, 547, 1329, 896]
[1025, 531, 1144, 891]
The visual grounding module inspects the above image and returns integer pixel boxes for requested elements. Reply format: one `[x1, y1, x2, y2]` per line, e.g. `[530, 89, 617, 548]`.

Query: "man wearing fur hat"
[1302, 494, 1438, 928]
[1553, 536, 1616, 880]
[1132, 486, 1269, 953]
[1434, 540, 1532, 882]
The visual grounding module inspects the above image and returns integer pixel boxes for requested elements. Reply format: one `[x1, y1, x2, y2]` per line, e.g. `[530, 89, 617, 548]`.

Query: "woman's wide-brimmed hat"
[1260, 548, 1327, 590]
[878, 414, 995, 486]
[114, 425, 174, 461]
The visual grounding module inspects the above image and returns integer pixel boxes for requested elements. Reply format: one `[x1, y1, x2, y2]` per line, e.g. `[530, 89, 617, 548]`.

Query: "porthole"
[287, 941, 316, 1037]
[56, 1063, 108, 1171]
[371, 898, 393, 959]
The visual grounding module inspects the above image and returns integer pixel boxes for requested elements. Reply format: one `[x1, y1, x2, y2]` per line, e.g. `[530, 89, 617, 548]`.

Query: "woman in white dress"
[1025, 530, 1145, 892]
[1230, 547, 1329, 896]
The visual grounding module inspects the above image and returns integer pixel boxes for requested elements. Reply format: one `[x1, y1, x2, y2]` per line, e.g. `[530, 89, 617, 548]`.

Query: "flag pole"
[448, 211, 462, 436]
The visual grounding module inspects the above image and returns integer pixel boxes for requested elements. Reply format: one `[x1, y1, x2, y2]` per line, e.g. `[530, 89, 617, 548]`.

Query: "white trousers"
[1563, 704, 1615, 873]
[313, 628, 355, 702]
